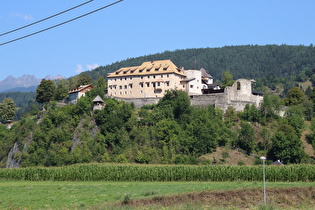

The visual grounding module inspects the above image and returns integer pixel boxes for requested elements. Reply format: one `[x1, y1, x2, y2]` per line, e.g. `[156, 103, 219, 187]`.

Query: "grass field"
[1, 181, 315, 209]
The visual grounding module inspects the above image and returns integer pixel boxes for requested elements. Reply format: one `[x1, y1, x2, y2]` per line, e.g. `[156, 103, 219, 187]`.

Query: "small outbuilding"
[93, 95, 105, 111]
[68, 84, 93, 104]
[270, 160, 285, 166]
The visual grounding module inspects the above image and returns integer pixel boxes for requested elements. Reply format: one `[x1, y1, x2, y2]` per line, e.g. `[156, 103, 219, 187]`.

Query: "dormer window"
[139, 67, 145, 72]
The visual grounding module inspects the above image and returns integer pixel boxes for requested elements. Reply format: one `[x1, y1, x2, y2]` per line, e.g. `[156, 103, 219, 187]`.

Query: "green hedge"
[1, 164, 315, 182]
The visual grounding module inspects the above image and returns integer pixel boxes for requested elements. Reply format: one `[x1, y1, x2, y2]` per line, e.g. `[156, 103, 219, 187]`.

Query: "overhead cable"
[0, 0, 124, 46]
[0, 0, 94, 37]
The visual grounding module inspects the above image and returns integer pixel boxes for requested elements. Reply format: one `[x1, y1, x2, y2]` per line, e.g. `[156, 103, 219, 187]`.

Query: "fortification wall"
[109, 79, 264, 111]
[115, 97, 160, 109]
[190, 93, 226, 107]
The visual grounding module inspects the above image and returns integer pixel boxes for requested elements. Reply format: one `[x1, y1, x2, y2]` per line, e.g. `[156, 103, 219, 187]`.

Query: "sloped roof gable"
[107, 60, 185, 78]
[93, 95, 104, 103]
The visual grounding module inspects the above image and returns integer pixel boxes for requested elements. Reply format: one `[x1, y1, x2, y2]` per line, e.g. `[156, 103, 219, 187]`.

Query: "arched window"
[237, 82, 241, 90]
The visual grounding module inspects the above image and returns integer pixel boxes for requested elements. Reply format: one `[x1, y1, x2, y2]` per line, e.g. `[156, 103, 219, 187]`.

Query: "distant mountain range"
[0, 74, 65, 92]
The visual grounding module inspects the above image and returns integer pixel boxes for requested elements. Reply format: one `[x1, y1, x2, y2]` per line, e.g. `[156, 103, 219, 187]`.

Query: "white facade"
[182, 70, 203, 95]
[107, 60, 186, 98]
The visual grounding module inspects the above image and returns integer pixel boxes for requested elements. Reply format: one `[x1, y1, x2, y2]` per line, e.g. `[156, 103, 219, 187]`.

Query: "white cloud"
[75, 64, 83, 74]
[86, 64, 99, 70]
[10, 12, 34, 20]
[74, 64, 99, 74]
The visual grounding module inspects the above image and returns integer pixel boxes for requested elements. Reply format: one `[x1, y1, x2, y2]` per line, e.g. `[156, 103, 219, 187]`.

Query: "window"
[148, 76, 150, 79]
[130, 77, 132, 80]
[119, 85, 122, 89]
[237, 82, 241, 90]
[120, 78, 122, 81]
[141, 76, 143, 79]
[190, 85, 193, 88]
[146, 82, 150, 87]
[152, 82, 156, 88]
[124, 85, 127, 89]
[161, 75, 163, 78]
[167, 74, 169, 78]
[109, 85, 112, 89]
[124, 77, 127, 80]
[153, 75, 156, 79]
[114, 85, 117, 89]
[157, 82, 160, 86]
[140, 82, 144, 88]
[166, 81, 170, 86]
[129, 84, 133, 88]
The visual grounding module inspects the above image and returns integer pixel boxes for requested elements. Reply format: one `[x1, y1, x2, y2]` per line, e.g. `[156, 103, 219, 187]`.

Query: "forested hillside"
[1, 84, 315, 167]
[1, 44, 315, 168]
[87, 44, 315, 82]
[0, 92, 36, 120]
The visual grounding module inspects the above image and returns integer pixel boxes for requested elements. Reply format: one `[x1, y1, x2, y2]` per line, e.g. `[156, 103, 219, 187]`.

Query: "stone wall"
[114, 97, 160, 109]
[110, 79, 263, 111]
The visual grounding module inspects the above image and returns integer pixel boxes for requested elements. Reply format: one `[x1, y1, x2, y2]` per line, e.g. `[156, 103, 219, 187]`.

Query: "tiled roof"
[181, 78, 195, 82]
[200, 68, 212, 78]
[68, 84, 92, 94]
[107, 60, 186, 78]
[93, 95, 104, 103]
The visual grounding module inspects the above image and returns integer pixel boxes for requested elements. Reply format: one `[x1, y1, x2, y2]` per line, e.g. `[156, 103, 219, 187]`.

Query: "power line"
[0, 0, 124, 47]
[0, 0, 94, 37]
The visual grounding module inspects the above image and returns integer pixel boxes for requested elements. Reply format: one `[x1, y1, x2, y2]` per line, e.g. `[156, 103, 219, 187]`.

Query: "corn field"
[0, 164, 315, 181]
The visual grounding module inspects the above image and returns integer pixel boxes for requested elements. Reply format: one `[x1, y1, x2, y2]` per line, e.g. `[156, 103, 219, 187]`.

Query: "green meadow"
[1, 181, 315, 209]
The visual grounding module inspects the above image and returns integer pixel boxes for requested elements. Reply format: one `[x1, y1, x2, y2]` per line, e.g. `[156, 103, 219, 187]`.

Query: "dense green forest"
[87, 44, 315, 84]
[0, 92, 36, 120]
[1, 82, 315, 167]
[1, 44, 315, 168]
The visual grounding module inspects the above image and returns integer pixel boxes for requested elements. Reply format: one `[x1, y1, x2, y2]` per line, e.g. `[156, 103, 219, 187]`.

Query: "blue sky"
[0, 0, 314, 80]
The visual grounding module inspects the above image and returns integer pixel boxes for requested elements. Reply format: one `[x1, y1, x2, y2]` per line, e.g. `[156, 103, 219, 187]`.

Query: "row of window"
[110, 89, 159, 96]
[109, 81, 170, 90]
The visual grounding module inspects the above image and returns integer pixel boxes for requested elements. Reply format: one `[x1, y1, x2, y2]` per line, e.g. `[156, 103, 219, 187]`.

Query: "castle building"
[181, 69, 203, 95]
[107, 60, 187, 98]
[107, 59, 263, 111]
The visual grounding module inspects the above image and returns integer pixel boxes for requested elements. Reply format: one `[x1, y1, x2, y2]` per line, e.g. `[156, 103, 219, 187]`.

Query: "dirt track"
[121, 187, 315, 209]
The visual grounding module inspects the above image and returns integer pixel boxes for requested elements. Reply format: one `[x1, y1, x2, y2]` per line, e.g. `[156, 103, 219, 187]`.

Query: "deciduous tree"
[36, 79, 56, 104]
[0, 98, 16, 123]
